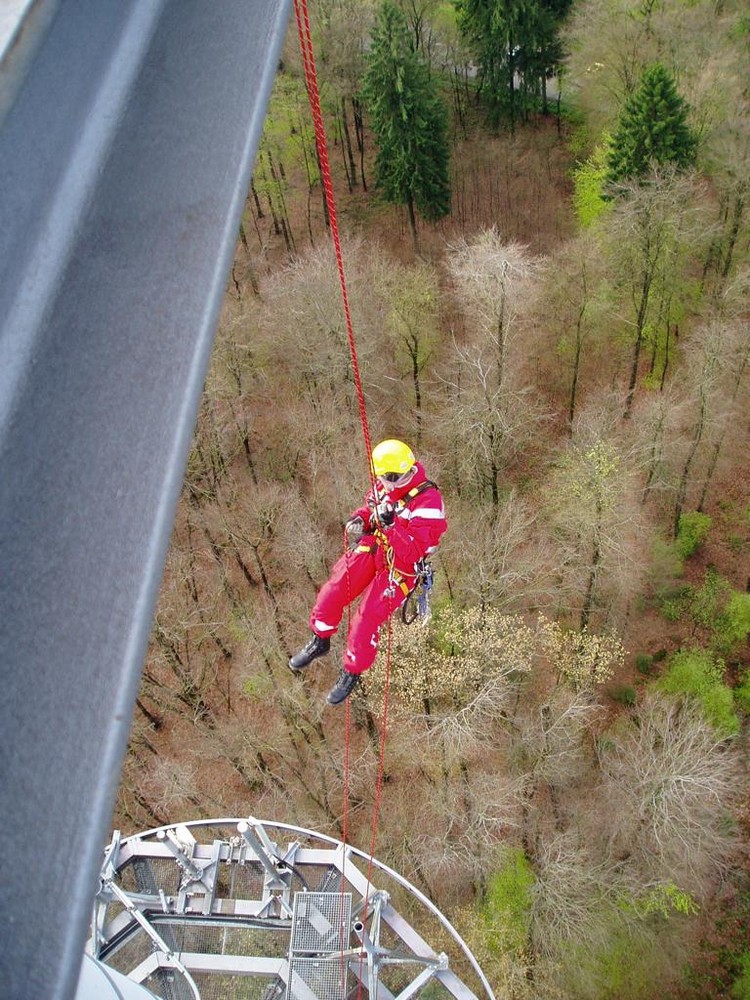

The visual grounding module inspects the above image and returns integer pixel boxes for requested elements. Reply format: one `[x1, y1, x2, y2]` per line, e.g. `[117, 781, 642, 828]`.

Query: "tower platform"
[88, 818, 495, 1000]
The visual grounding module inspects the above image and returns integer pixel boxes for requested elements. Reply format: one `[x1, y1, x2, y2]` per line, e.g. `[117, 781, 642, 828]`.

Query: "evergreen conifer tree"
[362, 0, 451, 249]
[457, 0, 570, 128]
[606, 63, 697, 185]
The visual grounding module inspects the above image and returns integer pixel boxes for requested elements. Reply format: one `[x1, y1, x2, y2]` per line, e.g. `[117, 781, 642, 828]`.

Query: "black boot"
[327, 669, 360, 705]
[289, 634, 330, 672]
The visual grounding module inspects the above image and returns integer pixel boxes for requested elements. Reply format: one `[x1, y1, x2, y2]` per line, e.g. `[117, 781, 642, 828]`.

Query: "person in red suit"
[289, 439, 447, 705]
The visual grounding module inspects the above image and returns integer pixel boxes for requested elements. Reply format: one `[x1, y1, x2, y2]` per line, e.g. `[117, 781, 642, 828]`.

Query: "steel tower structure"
[0, 2, 290, 996]
[91, 818, 496, 1000]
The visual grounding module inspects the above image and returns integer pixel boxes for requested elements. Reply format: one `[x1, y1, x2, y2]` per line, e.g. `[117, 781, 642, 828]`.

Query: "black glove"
[374, 499, 395, 527]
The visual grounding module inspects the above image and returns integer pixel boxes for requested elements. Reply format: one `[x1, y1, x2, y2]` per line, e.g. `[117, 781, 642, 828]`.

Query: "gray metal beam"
[0, 1, 291, 997]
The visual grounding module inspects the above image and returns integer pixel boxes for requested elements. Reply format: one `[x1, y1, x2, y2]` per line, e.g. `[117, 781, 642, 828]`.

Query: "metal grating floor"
[290, 893, 352, 955]
[287, 958, 351, 1000]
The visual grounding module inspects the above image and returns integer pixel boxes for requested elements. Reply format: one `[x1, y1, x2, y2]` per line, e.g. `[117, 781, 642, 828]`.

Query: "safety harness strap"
[373, 481, 440, 595]
[399, 478, 438, 507]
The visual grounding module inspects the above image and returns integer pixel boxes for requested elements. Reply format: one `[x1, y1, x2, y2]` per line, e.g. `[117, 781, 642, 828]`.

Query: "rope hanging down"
[292, 0, 393, 905]
[292, 0, 373, 479]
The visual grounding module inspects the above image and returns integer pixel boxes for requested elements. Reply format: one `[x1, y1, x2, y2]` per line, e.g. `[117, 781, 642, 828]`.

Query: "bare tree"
[314, 0, 373, 190]
[375, 257, 440, 446]
[598, 692, 742, 894]
[537, 234, 610, 431]
[443, 232, 547, 503]
[670, 317, 737, 535]
[696, 278, 750, 509]
[563, 0, 720, 138]
[531, 833, 628, 959]
[629, 384, 682, 507]
[439, 492, 555, 612]
[448, 233, 544, 399]
[600, 170, 710, 419]
[544, 407, 648, 629]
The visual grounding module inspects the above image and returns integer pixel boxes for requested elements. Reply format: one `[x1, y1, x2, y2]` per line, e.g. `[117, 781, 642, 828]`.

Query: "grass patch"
[483, 846, 535, 957]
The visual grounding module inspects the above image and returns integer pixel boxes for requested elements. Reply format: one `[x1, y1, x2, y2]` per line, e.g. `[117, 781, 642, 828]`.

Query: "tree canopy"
[606, 62, 697, 185]
[457, 0, 571, 127]
[362, 0, 451, 246]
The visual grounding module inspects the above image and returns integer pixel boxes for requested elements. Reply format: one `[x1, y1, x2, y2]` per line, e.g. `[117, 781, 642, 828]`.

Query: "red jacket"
[351, 462, 447, 581]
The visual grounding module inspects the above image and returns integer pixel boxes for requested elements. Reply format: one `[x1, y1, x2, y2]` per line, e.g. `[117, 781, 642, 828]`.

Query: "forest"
[115, 0, 750, 997]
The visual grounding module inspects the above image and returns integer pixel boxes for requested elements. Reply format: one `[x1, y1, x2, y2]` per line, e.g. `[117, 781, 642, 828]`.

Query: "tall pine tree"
[607, 63, 697, 185]
[457, 0, 570, 129]
[362, 1, 450, 251]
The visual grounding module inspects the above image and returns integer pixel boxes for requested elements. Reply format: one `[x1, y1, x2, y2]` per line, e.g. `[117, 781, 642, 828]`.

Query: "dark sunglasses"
[379, 471, 403, 483]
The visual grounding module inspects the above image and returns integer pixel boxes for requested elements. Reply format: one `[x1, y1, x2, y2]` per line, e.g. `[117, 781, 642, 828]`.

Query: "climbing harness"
[401, 559, 434, 624]
[366, 479, 439, 606]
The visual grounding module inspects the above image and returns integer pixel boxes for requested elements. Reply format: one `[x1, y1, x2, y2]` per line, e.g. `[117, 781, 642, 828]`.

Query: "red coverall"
[308, 463, 447, 674]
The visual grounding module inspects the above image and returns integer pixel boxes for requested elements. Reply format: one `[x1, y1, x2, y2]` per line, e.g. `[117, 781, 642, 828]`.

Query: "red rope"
[292, 0, 394, 976]
[364, 616, 392, 887]
[292, 0, 374, 482]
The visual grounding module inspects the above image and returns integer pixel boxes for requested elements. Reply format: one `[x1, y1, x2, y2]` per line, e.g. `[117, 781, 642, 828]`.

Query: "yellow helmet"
[371, 439, 416, 478]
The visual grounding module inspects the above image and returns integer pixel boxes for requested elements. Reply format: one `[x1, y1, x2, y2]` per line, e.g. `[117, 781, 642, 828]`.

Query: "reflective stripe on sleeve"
[400, 506, 445, 521]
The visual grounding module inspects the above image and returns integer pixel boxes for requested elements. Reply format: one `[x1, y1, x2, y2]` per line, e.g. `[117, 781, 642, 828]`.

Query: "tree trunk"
[697, 348, 748, 510]
[352, 98, 368, 192]
[624, 270, 652, 418]
[568, 298, 587, 431]
[641, 406, 667, 505]
[340, 97, 357, 188]
[136, 697, 162, 730]
[405, 333, 423, 445]
[720, 189, 746, 279]
[250, 180, 264, 218]
[266, 151, 295, 254]
[581, 510, 602, 629]
[315, 144, 330, 229]
[659, 323, 673, 390]
[673, 393, 707, 537]
[336, 113, 353, 193]
[406, 196, 419, 254]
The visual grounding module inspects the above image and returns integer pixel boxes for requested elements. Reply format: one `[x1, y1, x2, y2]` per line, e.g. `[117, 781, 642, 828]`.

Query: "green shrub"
[623, 881, 699, 919]
[610, 683, 637, 706]
[660, 649, 721, 695]
[689, 568, 731, 633]
[729, 534, 745, 553]
[560, 919, 673, 1000]
[661, 597, 686, 622]
[659, 649, 739, 737]
[655, 582, 691, 622]
[675, 511, 712, 559]
[572, 140, 611, 227]
[735, 672, 750, 714]
[699, 684, 740, 737]
[651, 534, 686, 582]
[242, 674, 274, 700]
[635, 653, 654, 675]
[732, 952, 750, 1000]
[715, 592, 750, 654]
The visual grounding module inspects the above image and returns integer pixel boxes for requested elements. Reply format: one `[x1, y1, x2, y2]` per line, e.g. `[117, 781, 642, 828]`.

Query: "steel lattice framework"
[91, 819, 496, 1000]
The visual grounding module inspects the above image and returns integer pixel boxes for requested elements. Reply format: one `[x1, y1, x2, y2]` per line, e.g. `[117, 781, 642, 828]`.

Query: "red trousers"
[309, 542, 409, 674]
